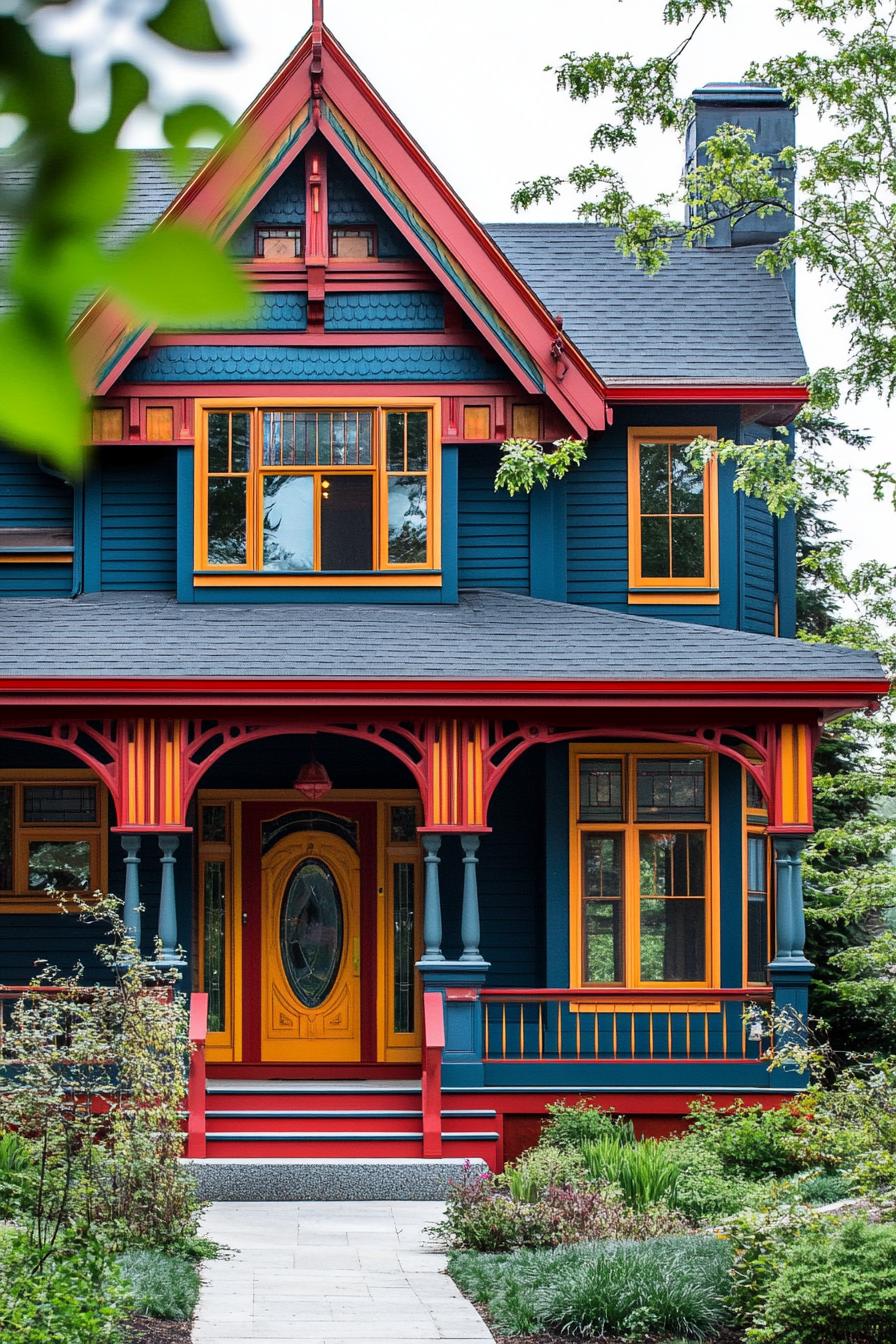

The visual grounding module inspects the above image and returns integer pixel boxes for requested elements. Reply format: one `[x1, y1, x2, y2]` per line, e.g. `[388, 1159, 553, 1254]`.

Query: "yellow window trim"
[194, 397, 442, 583]
[0, 770, 108, 915]
[627, 426, 719, 604]
[568, 743, 720, 992]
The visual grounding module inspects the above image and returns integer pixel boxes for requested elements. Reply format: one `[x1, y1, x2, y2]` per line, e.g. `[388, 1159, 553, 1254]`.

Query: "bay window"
[196, 401, 439, 584]
[572, 748, 716, 988]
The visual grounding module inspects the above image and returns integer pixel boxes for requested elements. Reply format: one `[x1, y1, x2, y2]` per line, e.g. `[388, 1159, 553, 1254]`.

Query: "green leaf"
[104, 62, 152, 142]
[163, 102, 231, 174]
[0, 315, 87, 474]
[147, 0, 230, 53]
[104, 223, 248, 322]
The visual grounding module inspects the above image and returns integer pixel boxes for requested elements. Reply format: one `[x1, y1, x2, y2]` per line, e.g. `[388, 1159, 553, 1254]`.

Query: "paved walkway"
[193, 1201, 494, 1343]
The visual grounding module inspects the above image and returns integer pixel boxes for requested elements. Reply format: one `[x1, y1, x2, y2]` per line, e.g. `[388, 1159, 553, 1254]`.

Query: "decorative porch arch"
[0, 712, 818, 834]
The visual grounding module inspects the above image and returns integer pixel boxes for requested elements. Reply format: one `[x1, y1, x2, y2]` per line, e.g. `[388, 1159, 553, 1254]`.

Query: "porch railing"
[185, 992, 208, 1159]
[481, 988, 773, 1065]
[421, 990, 445, 1157]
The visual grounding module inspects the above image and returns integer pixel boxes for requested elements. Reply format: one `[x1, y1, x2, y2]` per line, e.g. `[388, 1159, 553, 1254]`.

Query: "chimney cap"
[692, 82, 790, 109]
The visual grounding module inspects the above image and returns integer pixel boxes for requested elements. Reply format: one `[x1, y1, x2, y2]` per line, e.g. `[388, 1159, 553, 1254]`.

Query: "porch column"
[120, 834, 142, 951]
[769, 833, 813, 1064]
[460, 834, 486, 964]
[156, 834, 186, 970]
[420, 834, 445, 962]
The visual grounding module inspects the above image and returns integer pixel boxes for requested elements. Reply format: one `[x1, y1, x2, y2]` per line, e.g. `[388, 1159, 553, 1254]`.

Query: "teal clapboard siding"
[457, 447, 530, 592]
[324, 292, 444, 331]
[0, 444, 73, 595]
[742, 494, 776, 634]
[125, 344, 503, 382]
[566, 408, 741, 627]
[100, 448, 177, 591]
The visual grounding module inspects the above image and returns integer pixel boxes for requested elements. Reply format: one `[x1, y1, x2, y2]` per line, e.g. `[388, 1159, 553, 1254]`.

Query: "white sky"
[45, 0, 895, 568]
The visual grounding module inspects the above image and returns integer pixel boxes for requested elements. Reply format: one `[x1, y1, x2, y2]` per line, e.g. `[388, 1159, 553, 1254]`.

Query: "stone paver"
[192, 1200, 493, 1344]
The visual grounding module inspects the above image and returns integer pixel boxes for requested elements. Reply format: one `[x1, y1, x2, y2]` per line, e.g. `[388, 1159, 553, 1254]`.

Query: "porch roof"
[0, 589, 882, 688]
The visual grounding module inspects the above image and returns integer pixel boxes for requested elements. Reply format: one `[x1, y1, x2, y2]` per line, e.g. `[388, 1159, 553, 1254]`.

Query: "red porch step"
[201, 1080, 500, 1164]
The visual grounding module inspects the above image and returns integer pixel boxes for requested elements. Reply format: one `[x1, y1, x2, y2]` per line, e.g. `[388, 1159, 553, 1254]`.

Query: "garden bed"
[124, 1317, 193, 1344]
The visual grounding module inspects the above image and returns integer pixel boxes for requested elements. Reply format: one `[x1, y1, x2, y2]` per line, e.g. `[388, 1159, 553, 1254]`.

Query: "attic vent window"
[256, 226, 303, 260]
[330, 226, 375, 259]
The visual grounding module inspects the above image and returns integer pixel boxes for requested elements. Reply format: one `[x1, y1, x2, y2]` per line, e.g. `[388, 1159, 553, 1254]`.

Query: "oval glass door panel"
[280, 859, 344, 1007]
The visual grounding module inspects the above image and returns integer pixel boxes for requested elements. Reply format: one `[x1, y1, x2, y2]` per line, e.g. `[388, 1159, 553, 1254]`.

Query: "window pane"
[579, 759, 623, 821]
[671, 516, 705, 578]
[746, 833, 769, 984]
[639, 831, 706, 898]
[207, 413, 229, 472]
[393, 861, 416, 1034]
[640, 517, 669, 578]
[406, 412, 429, 471]
[390, 805, 418, 842]
[669, 447, 704, 513]
[0, 786, 11, 890]
[386, 412, 405, 472]
[204, 860, 226, 1033]
[636, 758, 706, 821]
[28, 840, 91, 892]
[207, 477, 247, 565]
[320, 475, 373, 571]
[582, 833, 623, 898]
[388, 477, 428, 564]
[231, 413, 251, 472]
[640, 897, 705, 981]
[23, 786, 96, 824]
[584, 900, 623, 983]
[201, 804, 227, 843]
[746, 773, 766, 813]
[638, 444, 669, 513]
[262, 474, 313, 571]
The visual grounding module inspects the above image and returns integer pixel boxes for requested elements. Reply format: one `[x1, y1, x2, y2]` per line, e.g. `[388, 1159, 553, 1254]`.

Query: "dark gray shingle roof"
[1, 151, 806, 385]
[0, 589, 879, 683]
[486, 222, 807, 385]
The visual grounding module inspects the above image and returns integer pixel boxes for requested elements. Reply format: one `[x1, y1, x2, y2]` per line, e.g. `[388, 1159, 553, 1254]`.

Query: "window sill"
[628, 586, 719, 607]
[194, 570, 442, 589]
[0, 551, 74, 564]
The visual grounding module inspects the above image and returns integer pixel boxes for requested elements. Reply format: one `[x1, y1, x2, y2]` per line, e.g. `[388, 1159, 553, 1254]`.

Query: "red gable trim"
[71, 20, 607, 435]
[609, 386, 810, 405]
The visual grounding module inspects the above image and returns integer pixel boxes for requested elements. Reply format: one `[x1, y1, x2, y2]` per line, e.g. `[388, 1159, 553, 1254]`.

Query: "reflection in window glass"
[637, 441, 706, 580]
[387, 477, 427, 564]
[582, 833, 624, 983]
[579, 759, 623, 821]
[207, 413, 230, 472]
[390, 805, 418, 842]
[23, 786, 96, 825]
[208, 477, 247, 565]
[262, 475, 313, 571]
[204, 860, 226, 1033]
[639, 830, 706, 982]
[636, 758, 705, 821]
[28, 840, 91, 892]
[393, 862, 415, 1034]
[746, 833, 769, 984]
[201, 805, 227, 844]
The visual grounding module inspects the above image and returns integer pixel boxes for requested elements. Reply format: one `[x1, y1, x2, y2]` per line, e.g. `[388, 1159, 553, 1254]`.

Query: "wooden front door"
[260, 828, 361, 1063]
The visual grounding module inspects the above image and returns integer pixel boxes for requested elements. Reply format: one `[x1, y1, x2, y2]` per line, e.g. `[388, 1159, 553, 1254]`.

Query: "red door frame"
[240, 800, 379, 1067]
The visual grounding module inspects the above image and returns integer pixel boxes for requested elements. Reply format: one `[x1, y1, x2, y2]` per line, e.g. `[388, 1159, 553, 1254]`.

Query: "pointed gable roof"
[71, 12, 607, 435]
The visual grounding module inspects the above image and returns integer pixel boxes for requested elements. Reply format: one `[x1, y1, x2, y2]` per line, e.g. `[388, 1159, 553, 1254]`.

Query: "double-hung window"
[197, 401, 439, 585]
[572, 748, 716, 987]
[0, 775, 107, 912]
[627, 427, 718, 603]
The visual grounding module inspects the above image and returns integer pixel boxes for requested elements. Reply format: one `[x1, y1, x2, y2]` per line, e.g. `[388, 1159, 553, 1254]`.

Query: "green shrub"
[539, 1099, 634, 1151]
[749, 1218, 896, 1343]
[686, 1096, 815, 1178]
[0, 1133, 35, 1219]
[0, 1228, 127, 1344]
[501, 1144, 585, 1201]
[118, 1250, 201, 1320]
[542, 1185, 689, 1243]
[670, 1144, 781, 1222]
[583, 1135, 681, 1210]
[449, 1235, 732, 1341]
[793, 1171, 855, 1205]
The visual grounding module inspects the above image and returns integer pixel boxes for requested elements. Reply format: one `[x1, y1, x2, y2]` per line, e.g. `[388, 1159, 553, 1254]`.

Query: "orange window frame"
[569, 745, 720, 990]
[194, 398, 441, 587]
[0, 771, 108, 914]
[627, 427, 719, 605]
